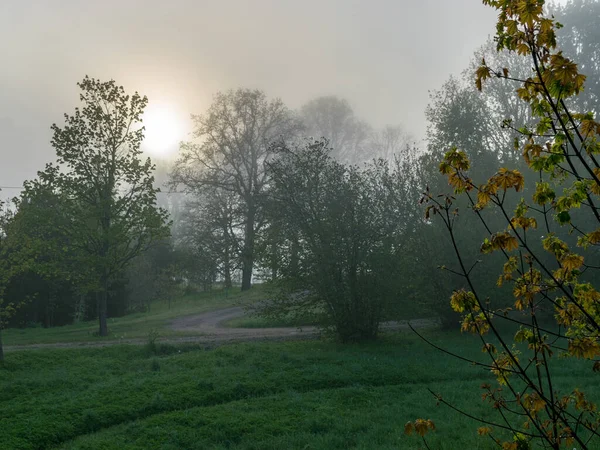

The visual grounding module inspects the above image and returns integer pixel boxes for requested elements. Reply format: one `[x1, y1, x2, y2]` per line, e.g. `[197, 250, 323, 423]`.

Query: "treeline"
[0, 90, 415, 338]
[165, 90, 436, 342]
[1, 0, 597, 344]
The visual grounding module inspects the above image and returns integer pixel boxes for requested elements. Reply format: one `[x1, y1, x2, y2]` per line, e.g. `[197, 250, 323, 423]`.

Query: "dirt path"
[171, 307, 435, 337]
[170, 307, 319, 338]
[4, 307, 436, 352]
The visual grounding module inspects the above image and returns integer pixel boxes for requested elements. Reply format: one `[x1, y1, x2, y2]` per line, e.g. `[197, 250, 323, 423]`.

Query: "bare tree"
[170, 89, 301, 290]
[368, 125, 413, 162]
[300, 96, 371, 164]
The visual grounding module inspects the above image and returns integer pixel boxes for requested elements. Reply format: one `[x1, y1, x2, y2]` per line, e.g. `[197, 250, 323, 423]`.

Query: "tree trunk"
[99, 191, 111, 337]
[0, 327, 4, 364]
[270, 244, 279, 281]
[241, 205, 256, 291]
[290, 234, 300, 275]
[241, 260, 252, 291]
[98, 280, 108, 337]
[223, 247, 232, 289]
[75, 293, 85, 323]
[224, 265, 232, 289]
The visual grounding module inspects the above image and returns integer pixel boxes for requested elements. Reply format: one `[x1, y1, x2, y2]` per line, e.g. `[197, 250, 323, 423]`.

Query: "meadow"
[2, 326, 597, 450]
[2, 287, 267, 346]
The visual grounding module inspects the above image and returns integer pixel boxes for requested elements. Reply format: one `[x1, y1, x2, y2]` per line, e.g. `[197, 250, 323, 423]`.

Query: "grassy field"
[3, 286, 267, 346]
[1, 328, 597, 450]
[3, 284, 437, 346]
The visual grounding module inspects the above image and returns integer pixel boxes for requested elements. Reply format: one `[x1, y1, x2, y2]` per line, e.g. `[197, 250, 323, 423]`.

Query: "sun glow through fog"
[142, 103, 186, 156]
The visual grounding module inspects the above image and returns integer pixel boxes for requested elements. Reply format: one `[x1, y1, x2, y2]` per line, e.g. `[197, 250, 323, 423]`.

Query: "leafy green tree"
[427, 75, 505, 167]
[0, 197, 14, 362]
[39, 76, 170, 336]
[259, 139, 420, 342]
[253, 192, 289, 282]
[411, 1, 600, 448]
[5, 181, 80, 328]
[0, 196, 35, 361]
[170, 89, 301, 291]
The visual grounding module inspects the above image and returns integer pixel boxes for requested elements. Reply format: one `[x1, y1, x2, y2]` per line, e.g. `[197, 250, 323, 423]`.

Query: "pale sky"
[0, 0, 500, 195]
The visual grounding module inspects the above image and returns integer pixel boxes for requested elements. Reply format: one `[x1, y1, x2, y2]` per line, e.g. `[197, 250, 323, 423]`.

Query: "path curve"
[4, 307, 436, 352]
[169, 307, 318, 338]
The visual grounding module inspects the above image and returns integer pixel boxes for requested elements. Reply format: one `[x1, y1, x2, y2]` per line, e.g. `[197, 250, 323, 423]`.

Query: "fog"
[2, 3, 597, 447]
[0, 0, 499, 194]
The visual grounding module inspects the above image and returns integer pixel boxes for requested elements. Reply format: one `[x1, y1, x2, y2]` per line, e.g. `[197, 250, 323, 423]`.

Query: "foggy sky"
[0, 0, 499, 196]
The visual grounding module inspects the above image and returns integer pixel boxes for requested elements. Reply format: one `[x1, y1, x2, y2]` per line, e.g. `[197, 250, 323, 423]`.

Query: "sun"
[142, 103, 186, 156]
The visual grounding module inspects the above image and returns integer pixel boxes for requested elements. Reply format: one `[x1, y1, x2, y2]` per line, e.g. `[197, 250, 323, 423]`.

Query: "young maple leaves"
[413, 0, 600, 448]
[404, 419, 436, 438]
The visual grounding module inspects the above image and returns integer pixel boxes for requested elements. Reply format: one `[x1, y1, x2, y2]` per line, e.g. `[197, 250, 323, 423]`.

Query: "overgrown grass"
[1, 329, 597, 449]
[3, 285, 267, 346]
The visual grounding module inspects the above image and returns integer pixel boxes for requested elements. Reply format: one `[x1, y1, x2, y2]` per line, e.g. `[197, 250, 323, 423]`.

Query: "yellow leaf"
[517, 42, 530, 55]
[492, 232, 519, 252]
[581, 119, 599, 138]
[592, 168, 600, 195]
[493, 168, 525, 192]
[561, 253, 584, 272]
[476, 66, 492, 91]
[477, 189, 491, 208]
[569, 337, 600, 359]
[478, 426, 492, 436]
[413, 419, 436, 437]
[450, 289, 477, 313]
[588, 229, 600, 244]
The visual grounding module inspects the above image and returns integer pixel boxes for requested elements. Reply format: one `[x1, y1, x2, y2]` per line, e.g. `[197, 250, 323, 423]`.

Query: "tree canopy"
[170, 88, 302, 291]
[35, 76, 170, 336]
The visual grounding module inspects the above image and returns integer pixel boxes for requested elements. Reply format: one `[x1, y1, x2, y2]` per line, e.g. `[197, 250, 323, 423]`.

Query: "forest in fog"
[2, 1, 596, 338]
[2, 1, 600, 449]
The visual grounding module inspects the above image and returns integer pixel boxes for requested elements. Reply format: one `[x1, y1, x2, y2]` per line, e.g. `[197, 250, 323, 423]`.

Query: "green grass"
[3, 285, 268, 346]
[1, 329, 597, 449]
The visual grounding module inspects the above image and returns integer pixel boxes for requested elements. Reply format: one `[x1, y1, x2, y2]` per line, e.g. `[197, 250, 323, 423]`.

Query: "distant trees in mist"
[2, 0, 600, 348]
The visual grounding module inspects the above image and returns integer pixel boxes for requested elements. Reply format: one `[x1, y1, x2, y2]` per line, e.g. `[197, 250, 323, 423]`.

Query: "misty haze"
[2, 1, 600, 449]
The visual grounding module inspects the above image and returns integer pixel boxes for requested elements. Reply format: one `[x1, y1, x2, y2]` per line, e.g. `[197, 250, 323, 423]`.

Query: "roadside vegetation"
[4, 329, 595, 450]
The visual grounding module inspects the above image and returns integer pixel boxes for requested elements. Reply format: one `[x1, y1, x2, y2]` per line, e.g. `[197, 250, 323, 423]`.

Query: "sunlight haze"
[0, 0, 499, 191]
